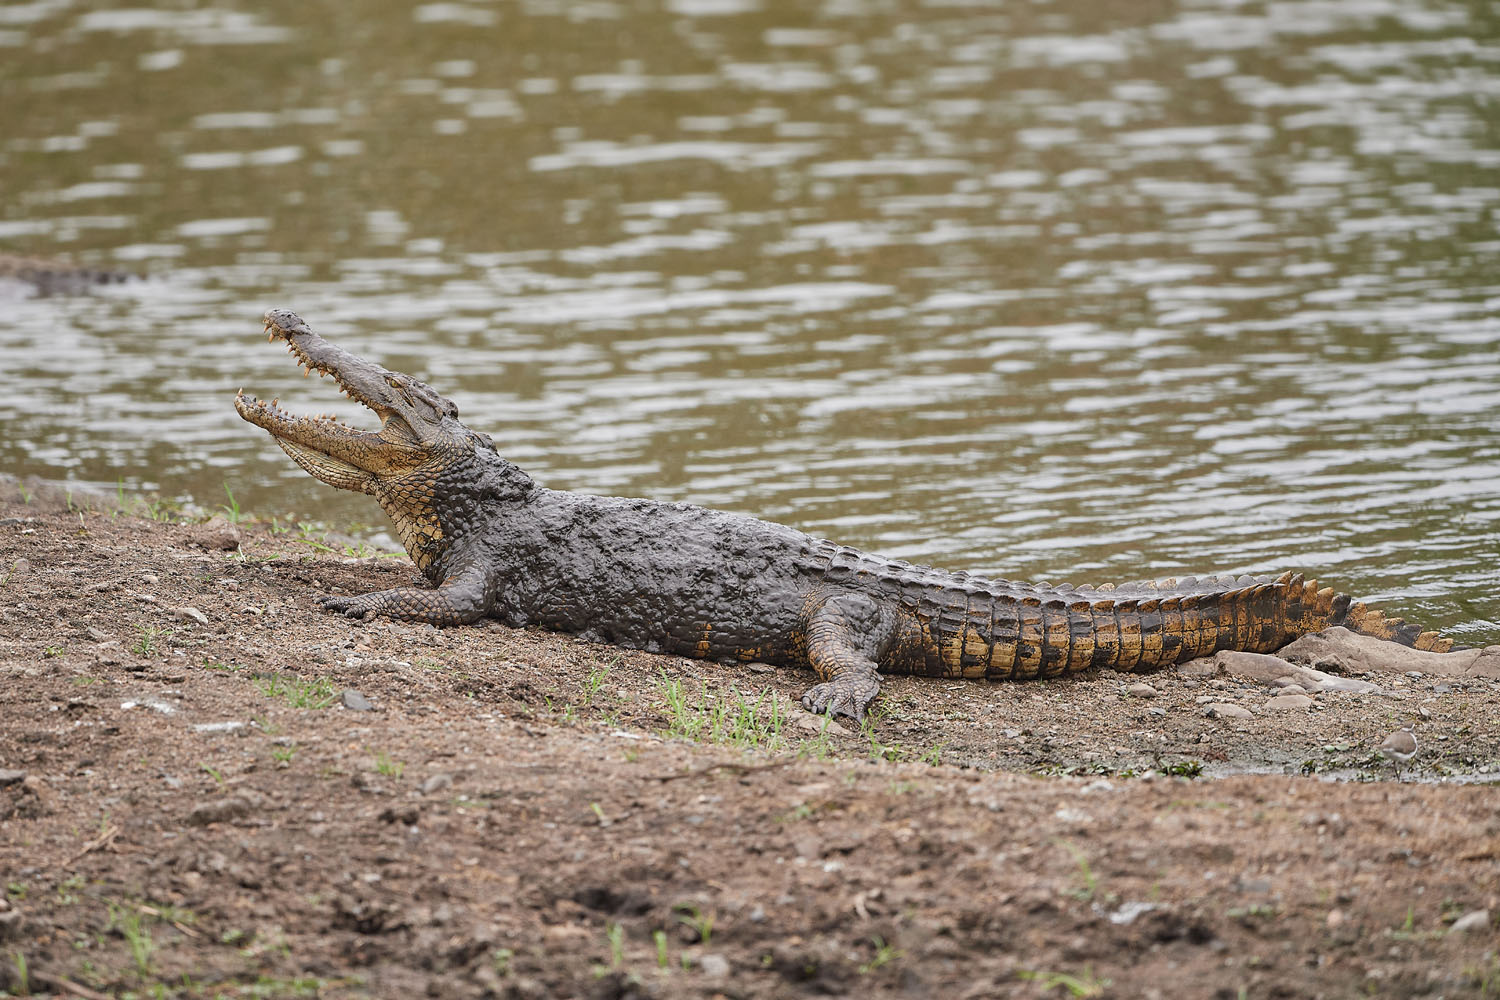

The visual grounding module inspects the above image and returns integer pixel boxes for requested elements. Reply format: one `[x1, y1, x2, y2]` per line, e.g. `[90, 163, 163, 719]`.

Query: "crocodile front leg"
[319, 561, 490, 625]
[798, 590, 891, 723]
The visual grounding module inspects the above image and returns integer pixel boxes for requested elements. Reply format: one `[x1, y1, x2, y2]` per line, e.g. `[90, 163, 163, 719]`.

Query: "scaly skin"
[236, 308, 1454, 722]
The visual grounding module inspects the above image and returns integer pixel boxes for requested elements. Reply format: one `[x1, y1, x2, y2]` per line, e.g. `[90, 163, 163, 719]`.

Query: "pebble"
[790, 710, 848, 737]
[186, 796, 253, 826]
[187, 516, 242, 551]
[1272, 682, 1308, 696]
[121, 698, 176, 715]
[192, 721, 245, 734]
[8, 558, 30, 578]
[421, 773, 453, 795]
[1263, 693, 1314, 712]
[342, 689, 373, 712]
[1126, 683, 1157, 698]
[1449, 909, 1490, 935]
[0, 769, 26, 786]
[699, 954, 730, 978]
[172, 605, 209, 625]
[1204, 703, 1253, 720]
[1106, 901, 1159, 926]
[1177, 656, 1219, 677]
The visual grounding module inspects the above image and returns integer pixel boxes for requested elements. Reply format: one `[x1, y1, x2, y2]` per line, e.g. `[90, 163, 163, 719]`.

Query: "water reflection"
[1, 0, 1498, 639]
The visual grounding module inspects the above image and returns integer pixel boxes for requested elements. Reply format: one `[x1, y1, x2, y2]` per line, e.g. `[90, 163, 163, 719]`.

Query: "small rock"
[1326, 908, 1345, 929]
[172, 605, 210, 626]
[20, 775, 56, 811]
[699, 953, 730, 978]
[421, 773, 453, 795]
[187, 516, 242, 551]
[140, 573, 159, 585]
[0, 769, 26, 786]
[0, 908, 24, 942]
[1204, 703, 1253, 720]
[1303, 672, 1381, 694]
[1177, 656, 1219, 677]
[1126, 683, 1157, 698]
[186, 796, 253, 827]
[1263, 693, 1314, 712]
[1107, 901, 1159, 926]
[1213, 649, 1298, 681]
[1271, 681, 1307, 695]
[341, 689, 373, 712]
[120, 698, 176, 715]
[1148, 707, 1167, 717]
[790, 709, 848, 737]
[8, 558, 30, 578]
[191, 721, 245, 734]
[1449, 909, 1490, 934]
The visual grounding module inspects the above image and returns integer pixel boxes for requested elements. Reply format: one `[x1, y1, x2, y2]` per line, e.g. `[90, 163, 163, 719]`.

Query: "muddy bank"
[1, 480, 1497, 998]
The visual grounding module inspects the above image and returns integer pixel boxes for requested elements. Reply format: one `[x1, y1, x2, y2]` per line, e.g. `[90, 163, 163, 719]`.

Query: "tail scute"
[1324, 598, 1455, 653]
[1275, 576, 1455, 653]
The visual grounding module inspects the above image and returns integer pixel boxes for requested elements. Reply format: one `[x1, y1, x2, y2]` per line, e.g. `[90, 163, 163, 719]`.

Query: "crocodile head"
[235, 307, 505, 573]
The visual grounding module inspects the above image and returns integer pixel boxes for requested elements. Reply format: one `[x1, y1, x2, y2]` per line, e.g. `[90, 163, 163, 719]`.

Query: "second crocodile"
[236, 309, 1454, 720]
[0, 253, 136, 297]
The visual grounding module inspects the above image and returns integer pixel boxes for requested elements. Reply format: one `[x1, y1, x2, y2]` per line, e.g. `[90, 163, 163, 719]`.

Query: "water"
[2, 0, 1498, 641]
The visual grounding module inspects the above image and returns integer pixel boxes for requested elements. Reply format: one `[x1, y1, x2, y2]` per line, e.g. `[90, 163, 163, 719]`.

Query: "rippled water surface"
[3, 0, 1499, 640]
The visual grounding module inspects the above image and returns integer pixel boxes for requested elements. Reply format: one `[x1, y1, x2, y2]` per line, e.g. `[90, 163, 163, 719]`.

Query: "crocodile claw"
[800, 677, 880, 724]
[317, 593, 372, 619]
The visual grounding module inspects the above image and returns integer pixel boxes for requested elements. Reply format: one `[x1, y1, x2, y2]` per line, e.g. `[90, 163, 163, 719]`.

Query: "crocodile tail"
[1276, 571, 1453, 653]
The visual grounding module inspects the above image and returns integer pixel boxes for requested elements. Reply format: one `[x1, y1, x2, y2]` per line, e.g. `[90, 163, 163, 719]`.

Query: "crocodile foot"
[318, 593, 379, 619]
[800, 676, 880, 725]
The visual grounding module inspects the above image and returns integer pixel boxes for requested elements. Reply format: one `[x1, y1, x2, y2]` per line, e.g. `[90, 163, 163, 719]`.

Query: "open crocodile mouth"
[235, 309, 423, 477]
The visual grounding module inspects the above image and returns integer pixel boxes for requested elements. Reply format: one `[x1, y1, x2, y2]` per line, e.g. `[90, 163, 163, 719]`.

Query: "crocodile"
[0, 253, 136, 296]
[236, 308, 1454, 721]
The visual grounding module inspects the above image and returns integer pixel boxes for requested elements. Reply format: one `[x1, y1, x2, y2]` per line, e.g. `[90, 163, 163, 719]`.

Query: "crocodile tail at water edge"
[1284, 571, 1454, 652]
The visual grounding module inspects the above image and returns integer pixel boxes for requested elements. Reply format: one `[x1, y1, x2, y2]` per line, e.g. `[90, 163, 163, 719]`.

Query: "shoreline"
[2, 477, 1498, 996]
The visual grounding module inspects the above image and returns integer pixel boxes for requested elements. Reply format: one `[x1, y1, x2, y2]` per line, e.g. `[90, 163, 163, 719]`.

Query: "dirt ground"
[1, 477, 1497, 999]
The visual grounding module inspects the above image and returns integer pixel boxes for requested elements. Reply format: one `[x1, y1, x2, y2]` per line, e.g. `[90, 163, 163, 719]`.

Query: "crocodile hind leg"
[319, 562, 489, 625]
[798, 591, 891, 723]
